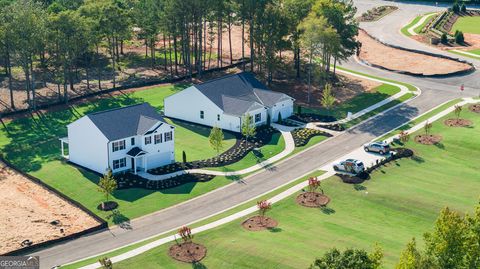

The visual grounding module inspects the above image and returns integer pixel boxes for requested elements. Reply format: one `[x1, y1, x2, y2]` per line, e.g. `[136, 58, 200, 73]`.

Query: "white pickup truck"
[333, 159, 365, 175]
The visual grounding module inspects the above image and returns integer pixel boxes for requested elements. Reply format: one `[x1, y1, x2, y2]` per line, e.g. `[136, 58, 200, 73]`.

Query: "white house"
[60, 103, 175, 175]
[164, 72, 294, 132]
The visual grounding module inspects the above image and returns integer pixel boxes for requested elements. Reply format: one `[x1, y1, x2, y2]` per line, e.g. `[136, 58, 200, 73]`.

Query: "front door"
[131, 158, 135, 171]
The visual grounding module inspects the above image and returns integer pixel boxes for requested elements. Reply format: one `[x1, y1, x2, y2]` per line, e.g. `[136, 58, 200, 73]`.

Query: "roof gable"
[194, 72, 292, 116]
[86, 103, 166, 141]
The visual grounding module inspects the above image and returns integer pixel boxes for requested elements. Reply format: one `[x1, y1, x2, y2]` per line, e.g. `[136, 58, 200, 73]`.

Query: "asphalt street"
[28, 1, 479, 268]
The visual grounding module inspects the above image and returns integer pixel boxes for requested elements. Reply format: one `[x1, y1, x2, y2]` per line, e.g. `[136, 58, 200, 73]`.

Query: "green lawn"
[451, 15, 480, 34]
[0, 84, 239, 225]
[400, 12, 436, 37]
[468, 49, 480, 55]
[300, 84, 401, 120]
[115, 108, 480, 268]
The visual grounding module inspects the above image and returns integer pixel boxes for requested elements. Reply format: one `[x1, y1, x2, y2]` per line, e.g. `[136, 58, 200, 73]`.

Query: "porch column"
[60, 141, 64, 157]
[144, 156, 148, 172]
[134, 158, 137, 175]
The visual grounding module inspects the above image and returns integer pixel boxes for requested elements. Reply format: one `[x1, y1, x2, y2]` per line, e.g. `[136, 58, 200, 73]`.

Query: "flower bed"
[148, 126, 279, 175]
[291, 128, 332, 147]
[358, 6, 398, 22]
[290, 113, 337, 123]
[115, 172, 215, 190]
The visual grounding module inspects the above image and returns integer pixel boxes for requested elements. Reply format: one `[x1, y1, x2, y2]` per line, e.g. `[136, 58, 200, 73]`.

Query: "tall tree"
[8, 0, 47, 110]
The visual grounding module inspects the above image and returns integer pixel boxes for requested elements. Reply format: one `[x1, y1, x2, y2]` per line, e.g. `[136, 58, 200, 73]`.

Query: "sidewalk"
[78, 97, 479, 269]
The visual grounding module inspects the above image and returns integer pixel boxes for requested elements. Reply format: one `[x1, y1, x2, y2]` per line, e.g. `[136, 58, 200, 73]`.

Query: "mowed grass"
[468, 49, 480, 55]
[401, 12, 437, 36]
[208, 132, 285, 172]
[300, 84, 401, 120]
[0, 84, 240, 225]
[115, 108, 480, 268]
[451, 15, 480, 34]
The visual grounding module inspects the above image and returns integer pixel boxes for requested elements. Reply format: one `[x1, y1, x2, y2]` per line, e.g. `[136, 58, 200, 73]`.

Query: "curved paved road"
[30, 1, 479, 268]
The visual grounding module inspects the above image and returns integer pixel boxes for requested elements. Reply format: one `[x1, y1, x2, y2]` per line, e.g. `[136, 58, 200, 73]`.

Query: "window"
[164, 131, 173, 142]
[200, 110, 204, 119]
[113, 158, 126, 170]
[112, 140, 125, 152]
[255, 113, 261, 123]
[145, 136, 152, 145]
[154, 134, 162, 144]
[131, 137, 135, 146]
[217, 114, 220, 121]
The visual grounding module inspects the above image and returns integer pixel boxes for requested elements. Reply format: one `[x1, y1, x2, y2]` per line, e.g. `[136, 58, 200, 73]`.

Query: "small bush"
[441, 33, 448, 44]
[455, 30, 464, 44]
[452, 2, 460, 13]
[460, 3, 467, 12]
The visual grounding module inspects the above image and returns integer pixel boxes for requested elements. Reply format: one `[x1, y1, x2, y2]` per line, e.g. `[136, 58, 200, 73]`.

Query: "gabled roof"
[195, 72, 293, 116]
[86, 103, 165, 141]
[126, 147, 148, 157]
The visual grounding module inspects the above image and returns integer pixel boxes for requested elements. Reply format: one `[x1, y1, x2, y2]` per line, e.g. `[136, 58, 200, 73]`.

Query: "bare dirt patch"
[469, 104, 480, 113]
[242, 215, 278, 231]
[358, 30, 472, 76]
[414, 134, 443, 145]
[0, 161, 101, 254]
[444, 118, 473, 127]
[168, 242, 207, 263]
[272, 71, 381, 109]
[296, 192, 330, 208]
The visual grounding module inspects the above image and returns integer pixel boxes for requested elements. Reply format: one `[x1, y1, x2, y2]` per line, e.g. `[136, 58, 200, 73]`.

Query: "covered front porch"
[126, 147, 148, 175]
[59, 137, 69, 159]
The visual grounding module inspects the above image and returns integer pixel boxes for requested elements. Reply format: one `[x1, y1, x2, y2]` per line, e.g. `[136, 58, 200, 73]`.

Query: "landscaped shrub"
[455, 30, 464, 44]
[115, 172, 215, 190]
[452, 2, 460, 13]
[182, 151, 187, 163]
[291, 128, 332, 147]
[441, 33, 448, 44]
[277, 112, 282, 123]
[460, 3, 467, 12]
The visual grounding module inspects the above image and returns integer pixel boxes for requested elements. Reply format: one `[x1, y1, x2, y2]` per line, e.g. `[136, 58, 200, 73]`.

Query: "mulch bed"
[290, 113, 337, 123]
[115, 173, 215, 190]
[97, 201, 118, 211]
[168, 242, 207, 263]
[444, 118, 473, 127]
[291, 128, 332, 147]
[242, 215, 278, 231]
[469, 104, 480, 113]
[149, 126, 279, 175]
[414, 134, 443, 145]
[296, 192, 330, 208]
[358, 6, 398, 22]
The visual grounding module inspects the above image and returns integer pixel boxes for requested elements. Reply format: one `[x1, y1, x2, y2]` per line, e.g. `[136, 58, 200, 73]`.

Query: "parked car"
[333, 159, 365, 175]
[364, 142, 390, 155]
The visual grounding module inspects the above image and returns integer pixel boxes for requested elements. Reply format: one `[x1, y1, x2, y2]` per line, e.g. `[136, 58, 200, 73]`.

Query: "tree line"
[0, 0, 358, 111]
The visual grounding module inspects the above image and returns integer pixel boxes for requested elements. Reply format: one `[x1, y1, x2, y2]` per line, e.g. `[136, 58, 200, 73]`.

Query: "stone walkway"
[79, 98, 480, 269]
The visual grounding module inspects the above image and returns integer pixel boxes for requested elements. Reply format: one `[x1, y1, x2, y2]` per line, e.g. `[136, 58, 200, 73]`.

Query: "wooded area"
[0, 0, 359, 112]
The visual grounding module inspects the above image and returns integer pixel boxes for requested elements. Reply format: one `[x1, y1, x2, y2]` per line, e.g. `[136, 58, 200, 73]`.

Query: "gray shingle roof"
[195, 72, 292, 116]
[87, 103, 165, 141]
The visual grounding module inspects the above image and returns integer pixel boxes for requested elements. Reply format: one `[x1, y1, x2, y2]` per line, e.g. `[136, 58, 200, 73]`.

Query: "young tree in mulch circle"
[97, 169, 118, 211]
[242, 200, 278, 231]
[308, 176, 324, 194]
[424, 121, 432, 136]
[209, 126, 224, 154]
[297, 177, 330, 208]
[241, 113, 256, 142]
[321, 83, 336, 117]
[98, 257, 113, 269]
[169, 226, 207, 263]
[399, 130, 410, 144]
[454, 105, 462, 121]
[257, 200, 272, 217]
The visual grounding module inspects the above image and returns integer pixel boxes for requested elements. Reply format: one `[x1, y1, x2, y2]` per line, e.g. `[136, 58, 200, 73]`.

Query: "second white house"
[61, 103, 175, 175]
[164, 72, 294, 132]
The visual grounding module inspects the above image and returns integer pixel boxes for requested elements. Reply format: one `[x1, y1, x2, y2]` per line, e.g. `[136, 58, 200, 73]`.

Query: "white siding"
[67, 117, 109, 174]
[165, 86, 244, 132]
[140, 123, 175, 169]
[270, 99, 294, 122]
